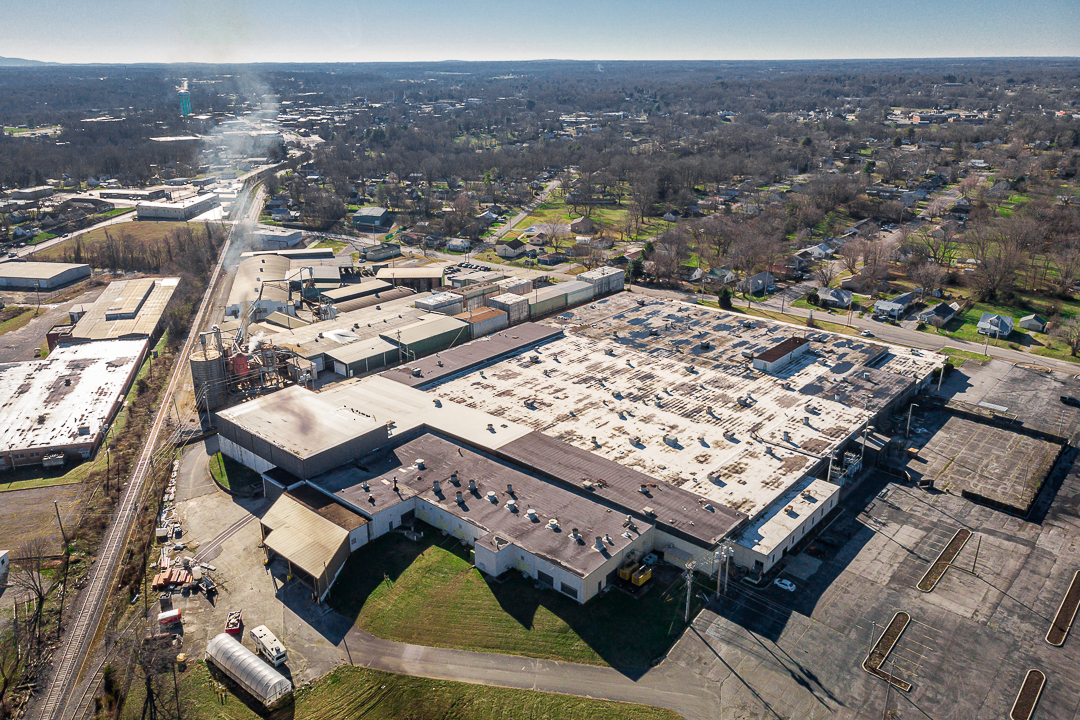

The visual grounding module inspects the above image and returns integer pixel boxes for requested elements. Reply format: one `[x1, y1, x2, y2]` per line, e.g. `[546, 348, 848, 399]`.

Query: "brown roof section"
[497, 432, 746, 547]
[454, 308, 507, 323]
[755, 336, 809, 363]
[285, 484, 367, 532]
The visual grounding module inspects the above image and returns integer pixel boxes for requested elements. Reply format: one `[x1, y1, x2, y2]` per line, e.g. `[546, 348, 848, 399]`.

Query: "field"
[513, 198, 670, 243]
[0, 306, 40, 335]
[32, 220, 210, 261]
[332, 533, 703, 670]
[170, 663, 680, 720]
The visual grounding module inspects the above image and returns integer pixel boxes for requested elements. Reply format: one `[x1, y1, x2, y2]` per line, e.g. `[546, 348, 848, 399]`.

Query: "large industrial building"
[213, 292, 942, 602]
[63, 277, 180, 343]
[225, 256, 295, 320]
[136, 194, 218, 220]
[0, 339, 146, 469]
[0, 261, 91, 290]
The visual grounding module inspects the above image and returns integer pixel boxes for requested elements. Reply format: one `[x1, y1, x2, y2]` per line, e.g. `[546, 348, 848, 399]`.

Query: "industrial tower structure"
[178, 79, 191, 117]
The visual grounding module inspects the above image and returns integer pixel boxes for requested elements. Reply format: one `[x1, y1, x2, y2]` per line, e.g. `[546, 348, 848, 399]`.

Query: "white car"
[773, 578, 797, 592]
[860, 330, 874, 337]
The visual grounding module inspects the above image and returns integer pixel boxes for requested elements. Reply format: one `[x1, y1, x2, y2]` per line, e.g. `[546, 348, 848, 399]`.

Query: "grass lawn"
[939, 347, 990, 365]
[208, 452, 263, 495]
[0, 306, 40, 335]
[171, 663, 679, 720]
[331, 533, 703, 670]
[311, 239, 348, 254]
[28, 232, 57, 245]
[33, 221, 211, 261]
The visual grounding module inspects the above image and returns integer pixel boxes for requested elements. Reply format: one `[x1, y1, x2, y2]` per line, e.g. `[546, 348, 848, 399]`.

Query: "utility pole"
[906, 403, 918, 438]
[53, 500, 67, 545]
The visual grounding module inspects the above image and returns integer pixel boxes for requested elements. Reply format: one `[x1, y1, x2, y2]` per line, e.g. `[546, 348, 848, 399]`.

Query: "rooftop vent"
[785, 505, 794, 513]
[450, 471, 459, 485]
[469, 478, 477, 491]
[486, 491, 497, 502]
[526, 508, 538, 520]
[416, 458, 426, 470]
[639, 484, 649, 494]
[643, 506, 656, 517]
[432, 479, 441, 493]
[570, 527, 580, 540]
[455, 491, 464, 504]
[506, 483, 513, 494]
[411, 368, 422, 377]
[486, 423, 495, 432]
[506, 499, 517, 511]
[594, 536, 605, 551]
[361, 481, 369, 492]
[548, 518, 559, 530]
[604, 533, 613, 545]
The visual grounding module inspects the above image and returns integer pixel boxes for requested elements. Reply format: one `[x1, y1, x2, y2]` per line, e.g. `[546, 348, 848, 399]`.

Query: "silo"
[190, 348, 227, 410]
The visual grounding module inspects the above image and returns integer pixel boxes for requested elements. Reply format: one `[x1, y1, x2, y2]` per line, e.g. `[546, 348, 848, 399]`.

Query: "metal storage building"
[416, 292, 463, 315]
[488, 293, 529, 325]
[528, 286, 569, 319]
[0, 262, 90, 290]
[561, 280, 595, 305]
[319, 280, 393, 304]
[376, 267, 444, 292]
[324, 337, 400, 377]
[579, 266, 625, 296]
[454, 308, 508, 339]
[496, 276, 533, 295]
[380, 316, 470, 359]
[205, 633, 292, 708]
[451, 281, 500, 311]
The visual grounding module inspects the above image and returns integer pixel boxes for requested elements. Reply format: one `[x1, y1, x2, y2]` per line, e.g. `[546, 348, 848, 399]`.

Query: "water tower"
[178, 79, 192, 117]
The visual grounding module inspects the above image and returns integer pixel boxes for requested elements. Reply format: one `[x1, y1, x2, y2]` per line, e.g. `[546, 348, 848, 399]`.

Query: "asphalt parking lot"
[663, 461, 1080, 719]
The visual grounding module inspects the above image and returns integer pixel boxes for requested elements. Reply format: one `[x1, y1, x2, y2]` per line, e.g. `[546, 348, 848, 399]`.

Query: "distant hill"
[0, 57, 55, 67]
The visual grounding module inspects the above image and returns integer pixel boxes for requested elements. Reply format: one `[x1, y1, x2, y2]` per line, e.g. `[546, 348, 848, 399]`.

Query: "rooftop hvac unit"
[415, 458, 426, 470]
[785, 505, 794, 513]
[506, 499, 517, 511]
[526, 508, 538, 520]
[486, 491, 497, 502]
[548, 518, 559, 530]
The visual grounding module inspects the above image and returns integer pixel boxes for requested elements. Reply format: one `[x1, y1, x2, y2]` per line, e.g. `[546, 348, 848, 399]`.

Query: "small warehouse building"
[0, 262, 90, 290]
[136, 194, 217, 220]
[488, 293, 529, 325]
[376, 267, 444, 292]
[415, 292, 464, 315]
[249, 224, 302, 249]
[353, 207, 392, 232]
[454, 307, 509, 339]
[752, 337, 810, 373]
[578, 266, 625, 296]
[381, 315, 471, 359]
[319, 279, 393, 305]
[360, 242, 401, 262]
[205, 633, 292, 708]
[323, 337, 400, 377]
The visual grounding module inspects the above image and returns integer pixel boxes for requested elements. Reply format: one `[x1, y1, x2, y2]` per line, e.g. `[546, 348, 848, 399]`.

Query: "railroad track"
[36, 186, 260, 720]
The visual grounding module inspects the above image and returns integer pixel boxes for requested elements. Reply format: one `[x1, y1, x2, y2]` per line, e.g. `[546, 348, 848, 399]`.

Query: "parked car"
[773, 578, 797, 592]
[860, 330, 874, 337]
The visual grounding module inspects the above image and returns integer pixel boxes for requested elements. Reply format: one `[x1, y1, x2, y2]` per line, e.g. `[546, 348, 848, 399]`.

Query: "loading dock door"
[537, 571, 554, 587]
[334, 361, 347, 376]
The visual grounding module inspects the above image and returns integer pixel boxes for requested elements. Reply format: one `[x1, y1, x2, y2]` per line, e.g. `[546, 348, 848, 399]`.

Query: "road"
[33, 182, 262, 720]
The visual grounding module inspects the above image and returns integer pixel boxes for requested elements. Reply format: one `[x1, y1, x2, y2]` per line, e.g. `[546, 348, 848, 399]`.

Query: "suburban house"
[496, 239, 527, 259]
[873, 291, 916, 319]
[977, 313, 1015, 337]
[802, 242, 834, 261]
[1019, 314, 1047, 332]
[817, 287, 854, 308]
[707, 267, 737, 285]
[680, 266, 704, 283]
[739, 271, 776, 295]
[446, 238, 471, 252]
[918, 302, 959, 327]
[569, 216, 597, 235]
[538, 252, 565, 266]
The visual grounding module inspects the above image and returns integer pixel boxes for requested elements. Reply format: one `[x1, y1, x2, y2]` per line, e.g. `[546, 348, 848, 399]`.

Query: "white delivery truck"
[249, 625, 288, 666]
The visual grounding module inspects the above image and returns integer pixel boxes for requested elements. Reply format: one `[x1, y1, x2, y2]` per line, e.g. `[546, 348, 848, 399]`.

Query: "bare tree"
[839, 240, 863, 275]
[909, 262, 947, 298]
[967, 221, 1024, 300]
[539, 221, 567, 254]
[814, 261, 838, 288]
[1051, 240, 1080, 296]
[1053, 317, 1080, 356]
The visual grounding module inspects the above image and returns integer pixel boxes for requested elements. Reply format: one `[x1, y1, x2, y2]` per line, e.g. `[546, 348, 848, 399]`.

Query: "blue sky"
[4, 0, 1079, 64]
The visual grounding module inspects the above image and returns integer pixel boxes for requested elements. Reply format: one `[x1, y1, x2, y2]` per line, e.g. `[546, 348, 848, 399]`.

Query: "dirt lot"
[0, 284, 105, 363]
[0, 481, 85, 551]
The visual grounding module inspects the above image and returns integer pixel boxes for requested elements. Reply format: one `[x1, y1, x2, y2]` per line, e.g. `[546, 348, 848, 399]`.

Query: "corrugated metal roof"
[755, 336, 809, 363]
[386, 316, 469, 347]
[261, 493, 349, 578]
[377, 267, 444, 280]
[320, 280, 392, 302]
[323, 336, 398, 365]
[229, 255, 292, 308]
[206, 633, 292, 707]
[332, 287, 416, 314]
[69, 277, 180, 341]
[454, 308, 506, 323]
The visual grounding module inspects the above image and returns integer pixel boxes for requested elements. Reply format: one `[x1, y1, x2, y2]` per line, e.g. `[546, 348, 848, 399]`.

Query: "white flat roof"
[0, 339, 146, 453]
